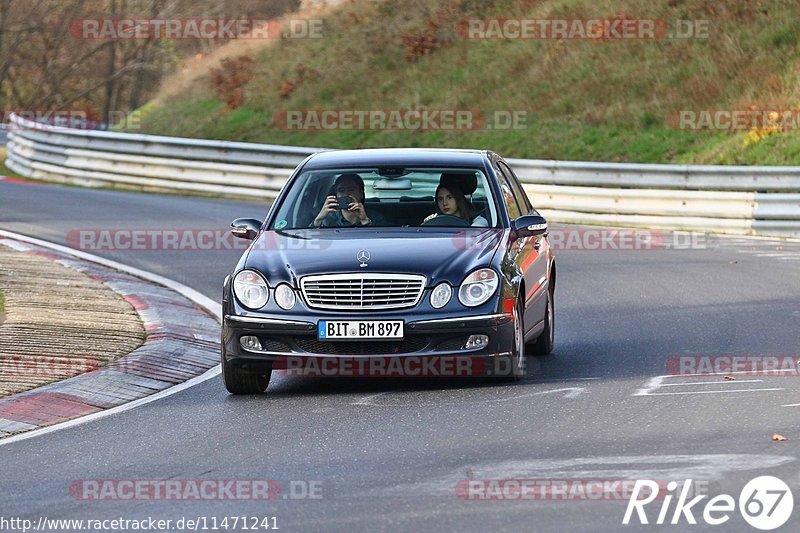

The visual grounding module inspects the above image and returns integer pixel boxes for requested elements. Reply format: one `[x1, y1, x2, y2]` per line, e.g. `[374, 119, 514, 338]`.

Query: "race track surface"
[1, 180, 799, 531]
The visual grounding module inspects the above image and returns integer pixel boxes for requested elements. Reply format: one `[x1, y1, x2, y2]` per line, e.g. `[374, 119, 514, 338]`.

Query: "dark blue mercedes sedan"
[221, 148, 555, 393]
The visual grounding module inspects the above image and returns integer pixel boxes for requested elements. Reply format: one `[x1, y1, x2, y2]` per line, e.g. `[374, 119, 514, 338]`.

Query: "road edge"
[0, 230, 221, 447]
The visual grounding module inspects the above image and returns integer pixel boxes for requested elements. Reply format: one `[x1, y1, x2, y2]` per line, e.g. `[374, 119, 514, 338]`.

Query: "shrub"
[209, 55, 255, 110]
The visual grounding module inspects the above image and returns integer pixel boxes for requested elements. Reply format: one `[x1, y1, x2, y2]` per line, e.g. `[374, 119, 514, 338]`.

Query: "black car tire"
[528, 287, 554, 356]
[222, 354, 272, 394]
[494, 296, 526, 381]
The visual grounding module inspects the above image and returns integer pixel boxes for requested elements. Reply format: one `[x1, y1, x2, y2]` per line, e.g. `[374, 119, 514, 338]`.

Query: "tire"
[529, 288, 554, 356]
[495, 296, 526, 381]
[221, 353, 272, 394]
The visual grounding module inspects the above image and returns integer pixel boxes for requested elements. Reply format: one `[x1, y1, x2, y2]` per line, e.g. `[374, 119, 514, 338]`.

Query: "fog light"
[240, 335, 262, 351]
[464, 334, 489, 349]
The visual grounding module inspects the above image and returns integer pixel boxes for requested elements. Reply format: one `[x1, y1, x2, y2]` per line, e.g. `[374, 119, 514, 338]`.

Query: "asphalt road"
[1, 178, 800, 532]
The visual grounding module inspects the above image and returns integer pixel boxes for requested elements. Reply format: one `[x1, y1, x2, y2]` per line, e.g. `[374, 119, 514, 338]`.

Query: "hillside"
[134, 0, 800, 165]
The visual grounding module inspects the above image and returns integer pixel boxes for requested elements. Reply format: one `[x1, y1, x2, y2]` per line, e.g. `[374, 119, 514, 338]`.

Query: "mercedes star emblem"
[357, 250, 370, 267]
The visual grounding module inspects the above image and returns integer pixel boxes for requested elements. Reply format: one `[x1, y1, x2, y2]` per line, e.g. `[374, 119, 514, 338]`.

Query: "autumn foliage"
[210, 55, 255, 110]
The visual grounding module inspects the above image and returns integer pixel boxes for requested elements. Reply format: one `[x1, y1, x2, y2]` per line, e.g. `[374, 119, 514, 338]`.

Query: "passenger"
[311, 173, 386, 227]
[424, 184, 489, 227]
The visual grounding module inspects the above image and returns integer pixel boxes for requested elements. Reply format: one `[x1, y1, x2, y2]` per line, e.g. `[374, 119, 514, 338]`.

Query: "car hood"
[244, 229, 505, 286]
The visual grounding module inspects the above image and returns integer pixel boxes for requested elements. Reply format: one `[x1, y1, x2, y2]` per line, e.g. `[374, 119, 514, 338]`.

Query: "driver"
[311, 173, 386, 227]
[424, 184, 489, 227]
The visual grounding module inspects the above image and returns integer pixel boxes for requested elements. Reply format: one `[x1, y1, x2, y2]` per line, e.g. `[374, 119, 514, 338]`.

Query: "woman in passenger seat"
[424, 184, 489, 227]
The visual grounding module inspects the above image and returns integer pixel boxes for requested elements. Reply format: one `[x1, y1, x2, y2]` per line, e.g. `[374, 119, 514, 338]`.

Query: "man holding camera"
[311, 173, 386, 228]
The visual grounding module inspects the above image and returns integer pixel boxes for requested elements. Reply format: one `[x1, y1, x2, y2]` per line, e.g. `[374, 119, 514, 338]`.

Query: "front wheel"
[528, 288, 554, 356]
[494, 296, 526, 381]
[221, 354, 272, 394]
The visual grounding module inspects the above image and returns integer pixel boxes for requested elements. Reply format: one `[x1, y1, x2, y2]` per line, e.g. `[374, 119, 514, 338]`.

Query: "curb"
[0, 233, 221, 441]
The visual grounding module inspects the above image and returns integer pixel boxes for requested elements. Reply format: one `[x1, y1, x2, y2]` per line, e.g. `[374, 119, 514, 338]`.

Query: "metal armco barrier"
[5, 113, 800, 236]
[5, 113, 314, 199]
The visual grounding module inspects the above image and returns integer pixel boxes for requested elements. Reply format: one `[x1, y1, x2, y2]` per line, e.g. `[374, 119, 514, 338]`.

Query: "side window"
[499, 161, 532, 213]
[494, 163, 522, 219]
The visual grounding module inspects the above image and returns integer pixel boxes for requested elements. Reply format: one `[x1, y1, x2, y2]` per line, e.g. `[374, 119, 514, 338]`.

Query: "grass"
[0, 147, 23, 178]
[131, 0, 800, 164]
[0, 289, 5, 314]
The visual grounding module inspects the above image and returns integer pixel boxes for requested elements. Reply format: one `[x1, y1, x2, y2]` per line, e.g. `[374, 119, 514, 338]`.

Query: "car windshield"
[270, 167, 499, 230]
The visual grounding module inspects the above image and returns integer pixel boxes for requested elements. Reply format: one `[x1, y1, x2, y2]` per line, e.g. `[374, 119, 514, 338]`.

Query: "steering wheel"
[421, 214, 470, 227]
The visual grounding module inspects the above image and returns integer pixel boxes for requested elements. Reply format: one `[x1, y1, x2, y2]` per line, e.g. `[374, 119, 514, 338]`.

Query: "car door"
[495, 160, 549, 337]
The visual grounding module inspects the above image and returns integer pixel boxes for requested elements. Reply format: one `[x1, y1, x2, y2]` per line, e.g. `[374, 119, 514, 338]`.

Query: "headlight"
[458, 268, 499, 307]
[430, 282, 452, 309]
[274, 283, 296, 310]
[233, 270, 269, 309]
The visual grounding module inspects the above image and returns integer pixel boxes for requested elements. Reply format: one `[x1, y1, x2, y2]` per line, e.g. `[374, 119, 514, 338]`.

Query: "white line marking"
[633, 374, 785, 397]
[352, 387, 586, 406]
[782, 403, 800, 407]
[527, 377, 600, 383]
[511, 387, 586, 399]
[0, 230, 222, 447]
[676, 369, 799, 377]
[633, 375, 665, 396]
[352, 392, 389, 406]
[644, 388, 783, 396]
[660, 379, 764, 386]
[556, 387, 585, 399]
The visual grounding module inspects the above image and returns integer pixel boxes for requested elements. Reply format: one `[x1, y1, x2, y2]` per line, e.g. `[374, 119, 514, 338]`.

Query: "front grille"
[301, 273, 426, 311]
[295, 336, 429, 355]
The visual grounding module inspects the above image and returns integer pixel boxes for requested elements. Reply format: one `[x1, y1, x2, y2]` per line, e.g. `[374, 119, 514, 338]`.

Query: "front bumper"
[222, 312, 515, 371]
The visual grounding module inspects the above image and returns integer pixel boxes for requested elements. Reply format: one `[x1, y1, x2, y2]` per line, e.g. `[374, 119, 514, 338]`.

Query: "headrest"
[439, 172, 477, 196]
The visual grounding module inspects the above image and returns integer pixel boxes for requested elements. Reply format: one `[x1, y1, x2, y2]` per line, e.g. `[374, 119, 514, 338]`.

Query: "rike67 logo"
[623, 476, 793, 530]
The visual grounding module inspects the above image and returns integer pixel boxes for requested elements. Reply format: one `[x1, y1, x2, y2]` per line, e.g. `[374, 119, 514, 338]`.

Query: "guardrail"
[5, 112, 800, 237]
[5, 113, 315, 199]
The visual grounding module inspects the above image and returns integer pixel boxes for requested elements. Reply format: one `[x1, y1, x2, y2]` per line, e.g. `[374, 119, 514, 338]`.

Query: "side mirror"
[512, 214, 548, 237]
[230, 218, 262, 240]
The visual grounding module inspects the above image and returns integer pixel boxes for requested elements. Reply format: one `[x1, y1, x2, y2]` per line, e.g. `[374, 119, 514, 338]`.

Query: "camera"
[337, 196, 354, 210]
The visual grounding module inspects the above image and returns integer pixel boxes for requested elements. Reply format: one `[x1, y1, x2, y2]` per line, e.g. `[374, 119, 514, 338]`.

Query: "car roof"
[301, 148, 492, 170]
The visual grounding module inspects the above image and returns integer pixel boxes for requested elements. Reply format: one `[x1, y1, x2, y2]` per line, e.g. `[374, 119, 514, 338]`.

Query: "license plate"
[318, 320, 404, 340]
